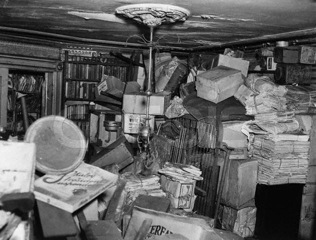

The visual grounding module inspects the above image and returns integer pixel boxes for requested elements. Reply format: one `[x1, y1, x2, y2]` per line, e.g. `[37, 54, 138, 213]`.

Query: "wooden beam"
[0, 54, 58, 71]
[192, 27, 316, 52]
[0, 40, 60, 60]
[0, 68, 8, 127]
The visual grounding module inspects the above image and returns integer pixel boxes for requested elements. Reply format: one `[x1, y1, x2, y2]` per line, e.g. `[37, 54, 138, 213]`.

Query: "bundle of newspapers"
[121, 172, 166, 206]
[234, 74, 316, 115]
[242, 120, 310, 185]
[158, 162, 203, 182]
[234, 74, 287, 115]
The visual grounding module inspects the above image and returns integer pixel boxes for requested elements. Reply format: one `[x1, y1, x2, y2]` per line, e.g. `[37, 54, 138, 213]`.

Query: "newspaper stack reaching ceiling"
[121, 172, 166, 206]
[234, 74, 313, 185]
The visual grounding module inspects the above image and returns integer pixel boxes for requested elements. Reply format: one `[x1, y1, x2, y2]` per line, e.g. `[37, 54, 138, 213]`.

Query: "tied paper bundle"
[285, 85, 316, 113]
[158, 162, 203, 182]
[242, 118, 310, 185]
[241, 119, 300, 137]
[247, 133, 309, 185]
[234, 74, 287, 115]
[121, 173, 166, 206]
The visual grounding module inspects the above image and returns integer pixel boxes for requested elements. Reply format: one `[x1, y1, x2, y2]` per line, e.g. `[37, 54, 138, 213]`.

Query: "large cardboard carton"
[196, 66, 243, 104]
[220, 205, 257, 238]
[122, 112, 155, 134]
[221, 158, 258, 209]
[124, 207, 226, 240]
[212, 54, 249, 77]
[123, 92, 171, 115]
[219, 121, 248, 149]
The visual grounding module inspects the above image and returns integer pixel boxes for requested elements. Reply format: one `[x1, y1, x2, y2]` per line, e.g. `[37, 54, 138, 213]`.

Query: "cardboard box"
[122, 112, 155, 134]
[300, 45, 316, 64]
[89, 135, 134, 171]
[212, 54, 249, 77]
[168, 194, 197, 211]
[274, 46, 300, 64]
[219, 121, 248, 149]
[220, 205, 257, 238]
[123, 92, 171, 115]
[196, 66, 243, 104]
[274, 46, 316, 65]
[229, 148, 248, 160]
[97, 75, 125, 98]
[275, 64, 312, 85]
[221, 158, 258, 209]
[160, 175, 196, 198]
[124, 207, 218, 240]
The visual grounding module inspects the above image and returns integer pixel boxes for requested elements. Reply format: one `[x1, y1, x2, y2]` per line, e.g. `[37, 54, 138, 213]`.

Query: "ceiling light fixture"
[115, 4, 190, 173]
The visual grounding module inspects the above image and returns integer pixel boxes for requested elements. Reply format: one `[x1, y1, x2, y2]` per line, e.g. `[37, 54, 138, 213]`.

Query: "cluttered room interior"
[1, 1, 316, 240]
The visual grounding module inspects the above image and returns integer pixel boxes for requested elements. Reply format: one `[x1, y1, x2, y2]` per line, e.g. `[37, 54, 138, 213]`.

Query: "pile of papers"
[158, 162, 203, 182]
[285, 85, 316, 113]
[121, 173, 166, 206]
[246, 132, 309, 185]
[234, 74, 316, 115]
[234, 74, 288, 115]
[234, 76, 313, 185]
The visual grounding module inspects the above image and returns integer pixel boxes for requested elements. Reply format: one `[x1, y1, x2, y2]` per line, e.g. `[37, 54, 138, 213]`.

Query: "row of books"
[9, 73, 44, 94]
[74, 120, 90, 139]
[65, 81, 97, 99]
[66, 104, 89, 121]
[66, 55, 127, 66]
[65, 63, 129, 82]
[65, 63, 103, 81]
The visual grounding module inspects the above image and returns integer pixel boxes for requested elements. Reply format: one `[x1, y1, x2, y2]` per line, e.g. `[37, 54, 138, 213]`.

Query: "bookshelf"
[62, 50, 130, 140]
[7, 70, 44, 136]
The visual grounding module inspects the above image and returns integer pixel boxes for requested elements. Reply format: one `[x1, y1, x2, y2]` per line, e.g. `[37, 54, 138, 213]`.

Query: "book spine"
[34, 191, 75, 213]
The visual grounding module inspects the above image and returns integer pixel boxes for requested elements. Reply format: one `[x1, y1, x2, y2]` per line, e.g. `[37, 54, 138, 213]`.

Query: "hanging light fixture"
[115, 4, 190, 172]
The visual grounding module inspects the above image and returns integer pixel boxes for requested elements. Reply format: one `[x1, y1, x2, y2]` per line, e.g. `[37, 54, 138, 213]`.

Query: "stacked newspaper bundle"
[243, 121, 310, 185]
[251, 134, 309, 185]
[158, 162, 203, 211]
[285, 85, 316, 113]
[158, 162, 203, 182]
[121, 172, 166, 206]
[234, 74, 288, 115]
[234, 74, 316, 115]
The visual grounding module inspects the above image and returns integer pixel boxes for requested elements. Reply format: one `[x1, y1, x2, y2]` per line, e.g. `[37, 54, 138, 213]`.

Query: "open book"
[34, 163, 118, 213]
